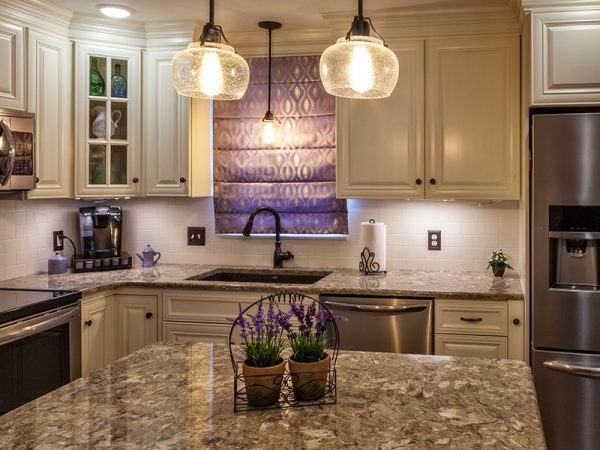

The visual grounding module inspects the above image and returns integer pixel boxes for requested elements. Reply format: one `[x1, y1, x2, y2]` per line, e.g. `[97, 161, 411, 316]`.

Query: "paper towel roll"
[359, 220, 387, 272]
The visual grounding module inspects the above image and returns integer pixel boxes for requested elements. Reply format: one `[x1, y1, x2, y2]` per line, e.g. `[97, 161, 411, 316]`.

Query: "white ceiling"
[47, 0, 504, 31]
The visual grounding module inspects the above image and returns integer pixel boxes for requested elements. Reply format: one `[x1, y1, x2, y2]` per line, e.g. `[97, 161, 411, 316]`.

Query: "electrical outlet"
[53, 230, 64, 251]
[428, 230, 441, 251]
[187, 227, 206, 246]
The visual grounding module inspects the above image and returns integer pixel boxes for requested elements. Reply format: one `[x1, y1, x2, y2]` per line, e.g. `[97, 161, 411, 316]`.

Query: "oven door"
[0, 304, 81, 414]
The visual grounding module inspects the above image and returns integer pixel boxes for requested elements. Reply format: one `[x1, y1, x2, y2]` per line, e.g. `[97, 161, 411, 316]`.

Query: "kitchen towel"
[359, 220, 387, 273]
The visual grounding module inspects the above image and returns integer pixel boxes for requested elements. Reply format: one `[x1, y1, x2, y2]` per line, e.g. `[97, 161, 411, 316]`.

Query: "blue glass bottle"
[111, 63, 127, 98]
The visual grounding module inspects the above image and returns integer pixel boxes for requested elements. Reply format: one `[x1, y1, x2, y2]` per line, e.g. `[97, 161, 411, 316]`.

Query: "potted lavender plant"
[287, 300, 341, 401]
[232, 299, 288, 406]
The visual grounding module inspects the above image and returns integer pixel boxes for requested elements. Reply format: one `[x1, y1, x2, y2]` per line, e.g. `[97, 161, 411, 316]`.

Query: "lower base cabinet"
[163, 321, 232, 344]
[434, 299, 524, 360]
[435, 334, 508, 359]
[81, 294, 115, 376]
[114, 294, 158, 359]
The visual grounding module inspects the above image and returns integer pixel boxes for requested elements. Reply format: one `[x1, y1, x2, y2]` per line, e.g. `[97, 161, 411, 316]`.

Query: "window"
[213, 55, 348, 235]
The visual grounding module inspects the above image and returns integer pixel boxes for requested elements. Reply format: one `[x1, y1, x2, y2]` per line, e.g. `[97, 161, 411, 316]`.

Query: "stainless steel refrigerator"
[532, 108, 600, 450]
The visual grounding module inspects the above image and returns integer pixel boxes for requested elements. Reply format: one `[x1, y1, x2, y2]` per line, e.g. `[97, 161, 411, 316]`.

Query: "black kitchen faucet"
[242, 206, 294, 268]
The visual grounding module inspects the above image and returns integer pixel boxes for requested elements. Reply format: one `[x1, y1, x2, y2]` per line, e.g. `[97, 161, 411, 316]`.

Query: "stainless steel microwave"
[0, 108, 35, 191]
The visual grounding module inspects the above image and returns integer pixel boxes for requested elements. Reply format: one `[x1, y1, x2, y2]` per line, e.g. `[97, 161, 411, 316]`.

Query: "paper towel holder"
[359, 246, 386, 275]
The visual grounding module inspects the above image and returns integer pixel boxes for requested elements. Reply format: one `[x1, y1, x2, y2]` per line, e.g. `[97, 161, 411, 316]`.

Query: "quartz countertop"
[0, 342, 545, 449]
[0, 264, 524, 300]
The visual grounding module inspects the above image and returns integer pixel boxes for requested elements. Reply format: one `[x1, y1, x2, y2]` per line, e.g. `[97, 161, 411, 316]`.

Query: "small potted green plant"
[487, 249, 514, 277]
[232, 299, 288, 406]
[286, 300, 342, 401]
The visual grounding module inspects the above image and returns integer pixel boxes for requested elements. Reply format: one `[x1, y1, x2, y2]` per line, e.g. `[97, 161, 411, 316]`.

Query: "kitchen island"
[0, 342, 545, 449]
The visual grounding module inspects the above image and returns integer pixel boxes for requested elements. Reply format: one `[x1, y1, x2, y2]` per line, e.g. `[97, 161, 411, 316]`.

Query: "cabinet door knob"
[429, 178, 437, 185]
[415, 178, 422, 185]
[84, 320, 93, 326]
[180, 177, 186, 183]
[132, 177, 139, 183]
[145, 312, 153, 319]
[35, 177, 40, 183]
[513, 318, 520, 325]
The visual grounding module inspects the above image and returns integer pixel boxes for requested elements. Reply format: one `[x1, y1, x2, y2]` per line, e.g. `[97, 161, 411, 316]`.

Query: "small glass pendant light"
[252, 21, 283, 147]
[319, 0, 399, 99]
[171, 0, 249, 100]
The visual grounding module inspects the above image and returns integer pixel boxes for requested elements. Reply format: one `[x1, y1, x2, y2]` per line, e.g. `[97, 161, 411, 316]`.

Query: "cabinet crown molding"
[523, 0, 600, 11]
[0, 0, 71, 36]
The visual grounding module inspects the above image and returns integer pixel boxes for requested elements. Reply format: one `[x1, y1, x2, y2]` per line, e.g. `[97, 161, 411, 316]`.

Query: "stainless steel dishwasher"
[321, 295, 433, 354]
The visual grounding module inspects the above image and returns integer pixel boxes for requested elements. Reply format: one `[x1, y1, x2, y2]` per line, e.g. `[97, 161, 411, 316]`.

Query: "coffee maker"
[73, 206, 131, 272]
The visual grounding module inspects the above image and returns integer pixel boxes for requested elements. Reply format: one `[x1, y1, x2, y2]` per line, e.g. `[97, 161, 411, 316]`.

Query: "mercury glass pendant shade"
[252, 114, 282, 147]
[319, 0, 399, 99]
[171, 41, 249, 100]
[171, 0, 249, 100]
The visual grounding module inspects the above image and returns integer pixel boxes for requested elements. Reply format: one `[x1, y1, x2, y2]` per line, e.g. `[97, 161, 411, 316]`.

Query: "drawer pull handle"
[84, 320, 92, 327]
[460, 317, 482, 322]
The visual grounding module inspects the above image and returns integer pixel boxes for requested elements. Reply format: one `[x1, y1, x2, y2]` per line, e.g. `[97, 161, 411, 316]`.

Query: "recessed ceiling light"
[97, 4, 134, 19]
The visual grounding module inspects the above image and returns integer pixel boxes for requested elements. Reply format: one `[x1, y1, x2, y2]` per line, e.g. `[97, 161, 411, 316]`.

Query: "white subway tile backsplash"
[0, 197, 520, 281]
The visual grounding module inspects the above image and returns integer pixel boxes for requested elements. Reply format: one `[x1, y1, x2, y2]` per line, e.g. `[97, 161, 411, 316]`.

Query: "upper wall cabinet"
[426, 36, 520, 200]
[0, 21, 25, 110]
[530, 10, 600, 104]
[337, 40, 424, 199]
[27, 31, 73, 199]
[336, 35, 520, 200]
[75, 44, 142, 197]
[144, 50, 189, 196]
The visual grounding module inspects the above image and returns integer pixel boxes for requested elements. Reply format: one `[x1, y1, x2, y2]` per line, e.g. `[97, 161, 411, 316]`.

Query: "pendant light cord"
[268, 27, 272, 114]
[209, 0, 214, 24]
[358, 0, 363, 18]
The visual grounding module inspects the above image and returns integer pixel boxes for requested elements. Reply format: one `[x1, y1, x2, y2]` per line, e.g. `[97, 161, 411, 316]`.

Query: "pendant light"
[319, 0, 399, 99]
[171, 0, 249, 100]
[252, 21, 283, 147]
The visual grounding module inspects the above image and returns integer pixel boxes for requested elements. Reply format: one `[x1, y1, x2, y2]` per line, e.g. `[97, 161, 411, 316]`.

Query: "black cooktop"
[0, 289, 81, 324]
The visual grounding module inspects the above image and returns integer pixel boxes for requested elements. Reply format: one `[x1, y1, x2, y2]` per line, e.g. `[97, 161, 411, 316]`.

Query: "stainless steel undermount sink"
[186, 268, 332, 285]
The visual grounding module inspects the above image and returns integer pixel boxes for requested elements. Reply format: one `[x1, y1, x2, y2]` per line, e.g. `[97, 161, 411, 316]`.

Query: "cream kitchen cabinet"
[144, 50, 189, 196]
[75, 43, 142, 197]
[27, 30, 73, 199]
[434, 299, 525, 360]
[337, 36, 520, 200]
[114, 293, 158, 359]
[162, 290, 267, 344]
[81, 293, 115, 376]
[0, 20, 25, 110]
[336, 40, 424, 199]
[529, 10, 600, 105]
[425, 36, 520, 200]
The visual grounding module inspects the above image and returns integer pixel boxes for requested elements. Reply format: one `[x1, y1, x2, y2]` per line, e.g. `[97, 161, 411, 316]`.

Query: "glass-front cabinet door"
[75, 44, 141, 196]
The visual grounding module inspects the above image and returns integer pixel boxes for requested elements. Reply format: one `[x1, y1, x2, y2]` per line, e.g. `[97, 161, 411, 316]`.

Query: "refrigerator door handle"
[543, 360, 600, 378]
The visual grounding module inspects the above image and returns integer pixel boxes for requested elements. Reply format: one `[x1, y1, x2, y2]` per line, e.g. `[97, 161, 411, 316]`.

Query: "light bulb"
[199, 52, 223, 98]
[348, 45, 374, 94]
[262, 121, 275, 145]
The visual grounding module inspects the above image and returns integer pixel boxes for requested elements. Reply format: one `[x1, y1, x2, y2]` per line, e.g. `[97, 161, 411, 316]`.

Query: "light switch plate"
[428, 230, 441, 251]
[187, 227, 206, 246]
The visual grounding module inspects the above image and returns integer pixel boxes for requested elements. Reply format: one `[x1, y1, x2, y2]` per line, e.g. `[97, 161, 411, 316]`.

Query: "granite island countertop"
[0, 342, 545, 449]
[0, 264, 524, 300]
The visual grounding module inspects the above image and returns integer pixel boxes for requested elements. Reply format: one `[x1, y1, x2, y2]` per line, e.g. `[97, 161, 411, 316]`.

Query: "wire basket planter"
[228, 292, 339, 412]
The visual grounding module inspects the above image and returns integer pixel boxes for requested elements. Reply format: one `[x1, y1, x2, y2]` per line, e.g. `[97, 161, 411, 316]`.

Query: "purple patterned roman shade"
[213, 55, 348, 235]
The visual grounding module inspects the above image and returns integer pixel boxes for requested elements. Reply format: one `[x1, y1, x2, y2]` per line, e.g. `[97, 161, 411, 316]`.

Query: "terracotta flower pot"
[242, 359, 286, 406]
[288, 353, 331, 401]
[492, 265, 506, 277]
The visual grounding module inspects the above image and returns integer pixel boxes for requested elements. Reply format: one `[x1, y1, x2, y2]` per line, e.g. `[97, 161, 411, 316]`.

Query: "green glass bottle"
[90, 57, 105, 96]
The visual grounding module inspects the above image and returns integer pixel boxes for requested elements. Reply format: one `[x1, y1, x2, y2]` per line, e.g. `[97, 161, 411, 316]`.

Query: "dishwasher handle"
[323, 300, 428, 314]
